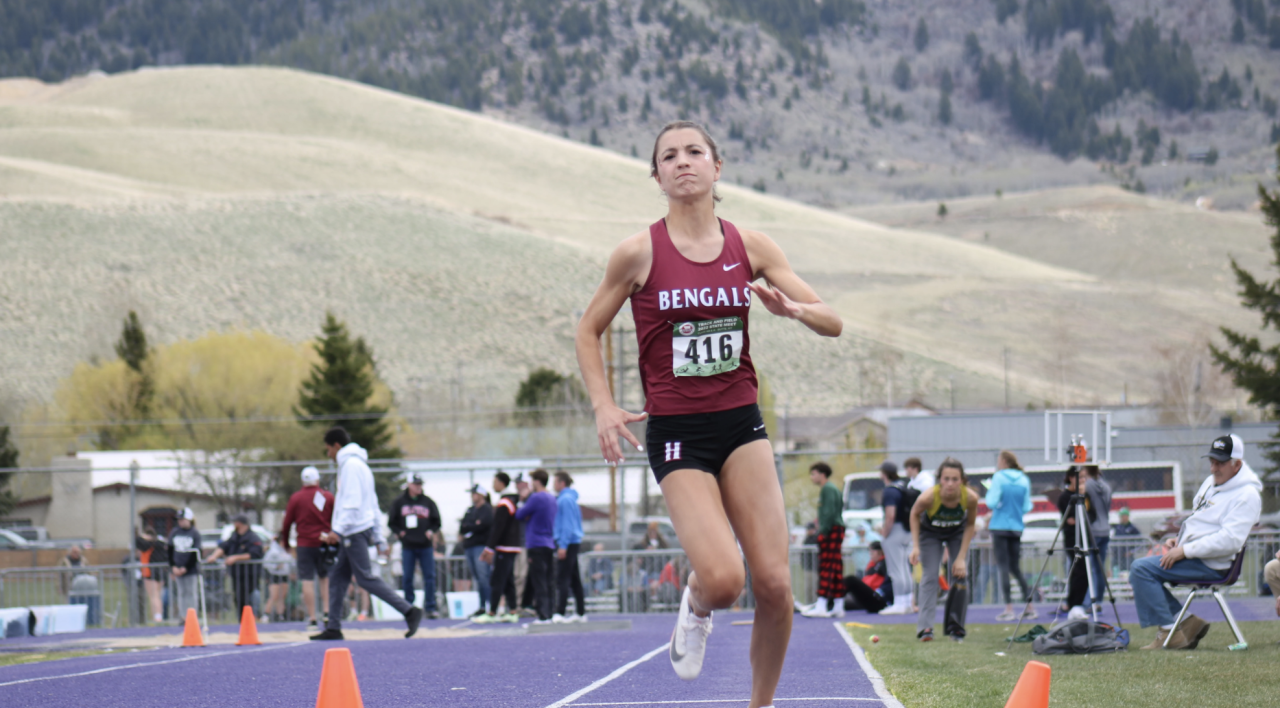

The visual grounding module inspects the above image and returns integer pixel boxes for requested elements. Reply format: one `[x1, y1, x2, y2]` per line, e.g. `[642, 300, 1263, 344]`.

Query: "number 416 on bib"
[672, 317, 743, 377]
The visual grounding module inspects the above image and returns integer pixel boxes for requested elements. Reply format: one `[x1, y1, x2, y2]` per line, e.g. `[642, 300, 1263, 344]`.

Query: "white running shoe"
[551, 613, 568, 623]
[801, 605, 831, 618]
[572, 613, 588, 623]
[670, 586, 713, 681]
[879, 603, 911, 615]
[830, 605, 845, 619]
[1067, 605, 1088, 622]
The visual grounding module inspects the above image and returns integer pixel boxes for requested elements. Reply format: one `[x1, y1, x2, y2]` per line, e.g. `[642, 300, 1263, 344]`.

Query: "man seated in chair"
[1129, 434, 1261, 650]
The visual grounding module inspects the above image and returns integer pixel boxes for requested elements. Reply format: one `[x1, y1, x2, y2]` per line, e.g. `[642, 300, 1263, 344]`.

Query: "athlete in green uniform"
[908, 458, 978, 641]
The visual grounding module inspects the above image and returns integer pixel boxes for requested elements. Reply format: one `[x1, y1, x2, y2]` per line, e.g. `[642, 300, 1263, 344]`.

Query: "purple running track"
[0, 613, 889, 708]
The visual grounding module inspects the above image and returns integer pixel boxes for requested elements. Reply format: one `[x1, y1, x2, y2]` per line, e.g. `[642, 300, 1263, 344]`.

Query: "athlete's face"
[939, 467, 964, 499]
[653, 128, 721, 201]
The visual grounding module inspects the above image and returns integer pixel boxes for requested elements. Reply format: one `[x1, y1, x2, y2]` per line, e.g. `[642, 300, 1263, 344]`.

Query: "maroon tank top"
[631, 218, 758, 416]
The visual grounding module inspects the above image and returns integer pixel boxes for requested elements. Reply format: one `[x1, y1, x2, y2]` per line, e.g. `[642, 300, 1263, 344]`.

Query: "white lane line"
[571, 698, 885, 705]
[833, 622, 905, 708]
[0, 642, 307, 687]
[544, 642, 670, 708]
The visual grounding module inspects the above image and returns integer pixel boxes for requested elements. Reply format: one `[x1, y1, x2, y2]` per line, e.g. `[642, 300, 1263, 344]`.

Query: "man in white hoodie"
[310, 426, 424, 641]
[1129, 434, 1261, 650]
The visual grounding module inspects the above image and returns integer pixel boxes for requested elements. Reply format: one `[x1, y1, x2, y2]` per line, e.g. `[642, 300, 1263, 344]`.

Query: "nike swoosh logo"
[723, 262, 741, 271]
[670, 628, 685, 662]
[754, 424, 766, 431]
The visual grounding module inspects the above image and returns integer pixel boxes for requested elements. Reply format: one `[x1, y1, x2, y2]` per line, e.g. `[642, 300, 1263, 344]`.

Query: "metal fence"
[3, 533, 1277, 629]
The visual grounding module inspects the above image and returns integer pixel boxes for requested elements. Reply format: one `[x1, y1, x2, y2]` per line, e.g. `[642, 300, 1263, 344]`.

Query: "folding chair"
[1165, 546, 1248, 650]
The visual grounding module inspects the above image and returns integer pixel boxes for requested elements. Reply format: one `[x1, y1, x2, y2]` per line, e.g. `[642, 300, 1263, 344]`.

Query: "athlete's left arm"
[741, 229, 842, 337]
[954, 491, 981, 579]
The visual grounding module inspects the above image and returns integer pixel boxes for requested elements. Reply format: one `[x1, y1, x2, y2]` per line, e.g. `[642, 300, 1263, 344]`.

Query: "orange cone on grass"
[1004, 660, 1051, 708]
[315, 648, 364, 708]
[181, 608, 204, 647]
[235, 605, 262, 646]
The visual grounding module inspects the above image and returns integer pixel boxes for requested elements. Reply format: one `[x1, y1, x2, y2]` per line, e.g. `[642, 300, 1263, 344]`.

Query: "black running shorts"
[645, 403, 770, 484]
[295, 546, 329, 580]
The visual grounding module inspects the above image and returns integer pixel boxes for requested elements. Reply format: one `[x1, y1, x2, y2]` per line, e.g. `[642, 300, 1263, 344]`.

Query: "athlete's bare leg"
[661, 439, 791, 708]
[720, 440, 792, 708]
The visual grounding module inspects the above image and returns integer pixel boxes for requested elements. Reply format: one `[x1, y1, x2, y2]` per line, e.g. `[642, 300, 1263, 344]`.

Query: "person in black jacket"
[388, 475, 442, 619]
[168, 508, 203, 620]
[476, 472, 522, 623]
[460, 484, 494, 616]
[205, 514, 264, 617]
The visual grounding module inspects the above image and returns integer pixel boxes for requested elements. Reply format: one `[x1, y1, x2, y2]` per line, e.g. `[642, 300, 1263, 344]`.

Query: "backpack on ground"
[1032, 619, 1129, 655]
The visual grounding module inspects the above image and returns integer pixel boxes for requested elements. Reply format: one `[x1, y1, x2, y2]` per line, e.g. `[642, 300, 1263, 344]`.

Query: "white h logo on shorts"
[664, 442, 682, 462]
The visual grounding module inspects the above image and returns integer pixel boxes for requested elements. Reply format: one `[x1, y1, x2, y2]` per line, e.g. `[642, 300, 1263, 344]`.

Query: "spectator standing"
[985, 450, 1036, 622]
[1130, 435, 1261, 649]
[1054, 466, 1096, 616]
[586, 542, 614, 596]
[459, 484, 494, 616]
[903, 457, 934, 493]
[634, 521, 670, 550]
[205, 514, 264, 618]
[877, 461, 913, 615]
[168, 508, 202, 622]
[136, 527, 168, 623]
[1264, 549, 1280, 617]
[388, 474, 443, 618]
[310, 427, 423, 641]
[1083, 465, 1113, 609]
[516, 469, 558, 624]
[280, 466, 334, 629]
[552, 471, 586, 623]
[802, 462, 846, 618]
[908, 458, 979, 641]
[60, 545, 101, 625]
[476, 472, 522, 623]
[262, 536, 292, 622]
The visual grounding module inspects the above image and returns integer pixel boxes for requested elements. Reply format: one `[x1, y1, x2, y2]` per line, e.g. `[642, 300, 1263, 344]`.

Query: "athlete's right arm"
[575, 233, 651, 464]
[908, 489, 930, 566]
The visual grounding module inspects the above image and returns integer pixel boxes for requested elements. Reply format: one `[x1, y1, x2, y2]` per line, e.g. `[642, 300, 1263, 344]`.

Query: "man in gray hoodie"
[1129, 434, 1261, 650]
[310, 427, 423, 641]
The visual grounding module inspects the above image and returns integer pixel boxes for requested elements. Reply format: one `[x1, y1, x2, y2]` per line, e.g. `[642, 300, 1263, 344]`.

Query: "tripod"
[1004, 491, 1122, 651]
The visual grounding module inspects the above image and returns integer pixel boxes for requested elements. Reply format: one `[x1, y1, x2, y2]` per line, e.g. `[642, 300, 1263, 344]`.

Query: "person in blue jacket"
[552, 470, 587, 622]
[516, 469, 558, 623]
[986, 450, 1036, 622]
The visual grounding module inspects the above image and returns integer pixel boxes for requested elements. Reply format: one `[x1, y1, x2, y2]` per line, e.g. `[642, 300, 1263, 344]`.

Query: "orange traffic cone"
[1004, 660, 1051, 708]
[181, 608, 204, 647]
[315, 648, 364, 708]
[235, 605, 262, 646]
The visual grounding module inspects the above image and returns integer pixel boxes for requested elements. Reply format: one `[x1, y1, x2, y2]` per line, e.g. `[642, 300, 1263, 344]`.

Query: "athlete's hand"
[748, 281, 804, 320]
[595, 404, 648, 464]
[952, 557, 967, 579]
[909, 547, 920, 566]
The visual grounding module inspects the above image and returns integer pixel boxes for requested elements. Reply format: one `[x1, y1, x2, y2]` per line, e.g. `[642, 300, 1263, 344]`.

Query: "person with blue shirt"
[986, 450, 1036, 622]
[515, 468, 558, 624]
[552, 470, 587, 623]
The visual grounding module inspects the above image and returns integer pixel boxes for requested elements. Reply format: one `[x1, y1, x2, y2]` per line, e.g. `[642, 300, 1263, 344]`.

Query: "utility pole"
[949, 376, 955, 412]
[128, 459, 139, 626]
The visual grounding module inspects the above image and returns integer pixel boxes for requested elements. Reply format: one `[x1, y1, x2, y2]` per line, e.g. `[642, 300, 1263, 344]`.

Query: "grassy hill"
[0, 66, 1270, 434]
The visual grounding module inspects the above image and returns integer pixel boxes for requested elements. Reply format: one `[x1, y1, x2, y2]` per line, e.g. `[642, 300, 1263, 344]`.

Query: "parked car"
[0, 528, 31, 549]
[199, 523, 274, 552]
[6, 526, 94, 550]
[582, 516, 681, 551]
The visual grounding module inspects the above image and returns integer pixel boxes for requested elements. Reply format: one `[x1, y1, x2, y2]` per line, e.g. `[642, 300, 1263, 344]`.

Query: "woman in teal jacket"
[986, 450, 1036, 622]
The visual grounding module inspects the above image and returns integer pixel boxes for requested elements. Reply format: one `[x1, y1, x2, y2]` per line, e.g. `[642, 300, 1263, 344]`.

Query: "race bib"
[672, 317, 743, 377]
[405, 514, 419, 529]
[313, 491, 326, 512]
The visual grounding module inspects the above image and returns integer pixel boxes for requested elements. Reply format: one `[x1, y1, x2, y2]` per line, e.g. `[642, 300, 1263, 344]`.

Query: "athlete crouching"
[575, 121, 842, 708]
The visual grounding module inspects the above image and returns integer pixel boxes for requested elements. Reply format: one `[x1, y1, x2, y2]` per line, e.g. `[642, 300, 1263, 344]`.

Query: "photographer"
[1054, 466, 1095, 617]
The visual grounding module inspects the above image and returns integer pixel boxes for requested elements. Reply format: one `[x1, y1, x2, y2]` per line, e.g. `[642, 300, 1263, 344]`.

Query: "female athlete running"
[575, 121, 842, 708]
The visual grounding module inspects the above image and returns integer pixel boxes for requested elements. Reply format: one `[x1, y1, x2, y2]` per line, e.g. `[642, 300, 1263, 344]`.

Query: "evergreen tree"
[1211, 145, 1280, 472]
[892, 57, 912, 91]
[938, 90, 953, 125]
[295, 312, 401, 463]
[1232, 16, 1246, 43]
[101, 310, 153, 449]
[914, 19, 930, 53]
[0, 426, 16, 517]
[515, 367, 588, 425]
[963, 33, 983, 70]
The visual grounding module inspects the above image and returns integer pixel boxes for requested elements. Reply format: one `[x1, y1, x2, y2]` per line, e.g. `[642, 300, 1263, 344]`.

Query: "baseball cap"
[467, 483, 489, 496]
[300, 466, 320, 484]
[179, 507, 195, 521]
[1119, 506, 1130, 515]
[1204, 434, 1244, 462]
[407, 474, 425, 486]
[232, 513, 251, 525]
[879, 461, 898, 476]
